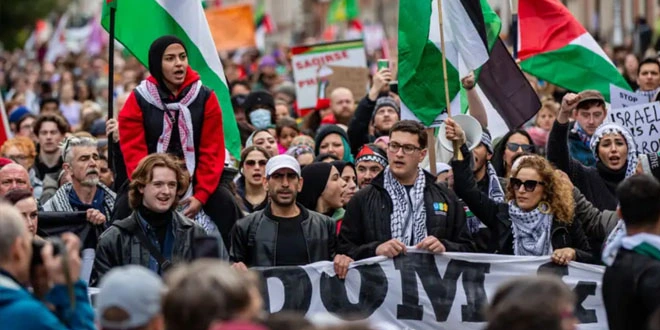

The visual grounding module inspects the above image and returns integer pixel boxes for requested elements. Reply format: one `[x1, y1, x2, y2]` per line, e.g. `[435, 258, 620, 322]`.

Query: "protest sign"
[255, 251, 606, 330]
[205, 4, 256, 51]
[324, 65, 370, 103]
[610, 84, 646, 109]
[291, 40, 367, 109]
[609, 102, 660, 153]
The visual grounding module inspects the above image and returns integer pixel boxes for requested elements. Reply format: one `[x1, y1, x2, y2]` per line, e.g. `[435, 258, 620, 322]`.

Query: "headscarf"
[589, 123, 638, 178]
[298, 162, 335, 212]
[314, 124, 354, 162]
[148, 35, 187, 89]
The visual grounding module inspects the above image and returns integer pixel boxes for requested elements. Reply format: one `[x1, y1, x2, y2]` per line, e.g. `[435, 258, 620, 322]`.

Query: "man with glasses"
[548, 90, 607, 167]
[230, 155, 353, 279]
[338, 120, 474, 260]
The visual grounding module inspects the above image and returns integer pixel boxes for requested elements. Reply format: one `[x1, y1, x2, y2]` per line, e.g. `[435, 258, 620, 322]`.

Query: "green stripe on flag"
[398, 0, 460, 126]
[327, 0, 359, 24]
[520, 44, 631, 102]
[101, 0, 241, 158]
[301, 41, 364, 55]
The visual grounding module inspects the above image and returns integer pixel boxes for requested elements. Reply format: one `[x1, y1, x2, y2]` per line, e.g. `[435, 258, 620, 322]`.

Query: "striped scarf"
[603, 231, 660, 266]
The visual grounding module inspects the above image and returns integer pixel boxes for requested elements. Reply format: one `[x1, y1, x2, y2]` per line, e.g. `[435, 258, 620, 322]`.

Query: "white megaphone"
[437, 114, 483, 152]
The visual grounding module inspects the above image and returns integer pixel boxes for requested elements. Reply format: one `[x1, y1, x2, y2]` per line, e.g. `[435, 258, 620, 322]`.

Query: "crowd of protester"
[2, 21, 660, 329]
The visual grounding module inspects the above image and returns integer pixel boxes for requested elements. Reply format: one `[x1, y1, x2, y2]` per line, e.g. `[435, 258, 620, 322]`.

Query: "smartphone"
[389, 81, 398, 94]
[377, 59, 389, 71]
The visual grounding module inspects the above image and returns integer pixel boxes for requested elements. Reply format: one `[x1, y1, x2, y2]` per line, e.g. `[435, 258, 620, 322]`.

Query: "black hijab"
[148, 35, 187, 89]
[298, 162, 335, 212]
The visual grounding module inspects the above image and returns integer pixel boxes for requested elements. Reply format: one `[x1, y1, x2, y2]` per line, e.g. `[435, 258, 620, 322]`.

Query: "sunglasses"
[510, 178, 544, 192]
[244, 159, 267, 167]
[506, 142, 534, 153]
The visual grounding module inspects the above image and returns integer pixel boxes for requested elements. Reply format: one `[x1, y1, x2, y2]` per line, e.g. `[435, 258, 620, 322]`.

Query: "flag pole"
[436, 0, 462, 163]
[510, 0, 519, 59]
[107, 1, 117, 172]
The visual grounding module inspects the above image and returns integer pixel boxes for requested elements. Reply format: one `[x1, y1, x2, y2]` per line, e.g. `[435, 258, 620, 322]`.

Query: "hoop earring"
[538, 201, 551, 214]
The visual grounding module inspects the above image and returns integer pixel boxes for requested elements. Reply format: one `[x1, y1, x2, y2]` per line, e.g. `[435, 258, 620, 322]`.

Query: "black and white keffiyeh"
[589, 123, 638, 178]
[384, 167, 427, 245]
[486, 162, 504, 203]
[508, 201, 553, 256]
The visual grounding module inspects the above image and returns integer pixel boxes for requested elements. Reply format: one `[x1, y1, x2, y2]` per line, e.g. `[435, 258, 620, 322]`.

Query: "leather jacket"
[229, 203, 337, 267]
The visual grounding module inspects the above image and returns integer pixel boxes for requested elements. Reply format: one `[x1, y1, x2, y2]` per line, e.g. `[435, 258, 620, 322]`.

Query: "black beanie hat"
[148, 35, 187, 86]
[298, 162, 335, 211]
[314, 125, 350, 156]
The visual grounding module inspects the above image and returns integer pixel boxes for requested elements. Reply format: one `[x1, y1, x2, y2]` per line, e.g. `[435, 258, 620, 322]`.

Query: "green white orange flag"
[398, 0, 501, 127]
[101, 0, 241, 158]
[518, 0, 632, 101]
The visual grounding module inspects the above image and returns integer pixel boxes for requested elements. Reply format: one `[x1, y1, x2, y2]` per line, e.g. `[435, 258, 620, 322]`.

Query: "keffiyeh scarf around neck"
[136, 79, 200, 199]
[602, 230, 660, 266]
[508, 201, 553, 256]
[384, 167, 427, 245]
[590, 123, 638, 178]
[572, 121, 592, 147]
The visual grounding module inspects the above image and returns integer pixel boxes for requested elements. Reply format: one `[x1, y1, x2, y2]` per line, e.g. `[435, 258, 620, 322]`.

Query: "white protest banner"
[610, 83, 646, 109]
[256, 251, 606, 330]
[291, 40, 367, 110]
[609, 101, 660, 153]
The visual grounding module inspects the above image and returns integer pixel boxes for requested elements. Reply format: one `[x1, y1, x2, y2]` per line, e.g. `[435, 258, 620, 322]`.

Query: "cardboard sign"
[205, 4, 256, 51]
[609, 102, 660, 153]
[291, 40, 368, 109]
[323, 65, 370, 102]
[610, 84, 646, 109]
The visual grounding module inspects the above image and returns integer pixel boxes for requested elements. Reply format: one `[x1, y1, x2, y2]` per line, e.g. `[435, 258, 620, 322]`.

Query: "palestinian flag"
[254, 0, 275, 34]
[101, 0, 241, 158]
[398, 0, 501, 126]
[518, 0, 631, 101]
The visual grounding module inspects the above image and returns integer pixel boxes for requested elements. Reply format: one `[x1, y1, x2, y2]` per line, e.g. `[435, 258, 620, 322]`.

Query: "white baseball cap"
[265, 155, 301, 177]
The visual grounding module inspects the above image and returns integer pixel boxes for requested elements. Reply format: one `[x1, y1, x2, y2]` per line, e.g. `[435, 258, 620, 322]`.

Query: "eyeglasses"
[387, 142, 421, 155]
[506, 142, 534, 153]
[510, 178, 544, 192]
[244, 159, 267, 167]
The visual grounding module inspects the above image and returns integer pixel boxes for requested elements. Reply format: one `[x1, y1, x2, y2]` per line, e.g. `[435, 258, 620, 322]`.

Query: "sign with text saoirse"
[291, 40, 367, 110]
[609, 102, 660, 153]
[255, 251, 606, 330]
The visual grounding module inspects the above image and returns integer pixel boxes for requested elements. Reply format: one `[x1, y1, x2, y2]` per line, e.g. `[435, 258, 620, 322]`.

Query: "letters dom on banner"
[609, 102, 660, 153]
[254, 252, 606, 330]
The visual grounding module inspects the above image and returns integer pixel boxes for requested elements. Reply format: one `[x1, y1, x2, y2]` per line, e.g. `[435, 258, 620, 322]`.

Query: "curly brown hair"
[505, 155, 574, 223]
[128, 153, 190, 210]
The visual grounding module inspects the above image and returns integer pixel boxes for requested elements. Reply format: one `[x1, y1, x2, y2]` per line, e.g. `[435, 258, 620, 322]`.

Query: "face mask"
[249, 109, 272, 129]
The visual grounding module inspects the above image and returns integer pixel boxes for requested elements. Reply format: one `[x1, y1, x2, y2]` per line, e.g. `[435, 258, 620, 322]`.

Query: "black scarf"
[597, 161, 627, 194]
[148, 35, 187, 92]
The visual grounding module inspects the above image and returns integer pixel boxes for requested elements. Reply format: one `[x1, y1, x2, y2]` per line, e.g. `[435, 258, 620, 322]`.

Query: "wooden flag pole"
[437, 0, 463, 162]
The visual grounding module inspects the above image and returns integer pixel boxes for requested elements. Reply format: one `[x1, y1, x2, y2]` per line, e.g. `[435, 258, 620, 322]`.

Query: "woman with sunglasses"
[236, 146, 271, 214]
[447, 120, 592, 264]
[491, 129, 536, 178]
[548, 93, 638, 211]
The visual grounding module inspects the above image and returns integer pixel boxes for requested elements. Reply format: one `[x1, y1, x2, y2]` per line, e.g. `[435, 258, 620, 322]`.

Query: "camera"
[31, 237, 65, 266]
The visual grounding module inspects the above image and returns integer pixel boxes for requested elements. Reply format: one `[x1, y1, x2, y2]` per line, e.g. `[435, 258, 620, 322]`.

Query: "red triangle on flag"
[518, 0, 586, 61]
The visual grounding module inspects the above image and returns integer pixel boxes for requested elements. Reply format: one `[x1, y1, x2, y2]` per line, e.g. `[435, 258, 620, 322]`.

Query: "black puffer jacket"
[337, 170, 475, 260]
[229, 203, 337, 267]
[94, 211, 227, 280]
[603, 249, 660, 330]
[451, 145, 593, 263]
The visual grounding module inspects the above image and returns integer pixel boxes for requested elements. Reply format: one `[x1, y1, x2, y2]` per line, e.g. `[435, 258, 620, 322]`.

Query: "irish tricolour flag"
[102, 0, 240, 158]
[398, 0, 500, 127]
[518, 0, 631, 101]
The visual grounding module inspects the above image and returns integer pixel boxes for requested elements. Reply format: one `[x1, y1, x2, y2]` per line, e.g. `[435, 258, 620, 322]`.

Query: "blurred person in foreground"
[485, 275, 577, 330]
[602, 175, 660, 330]
[0, 203, 95, 329]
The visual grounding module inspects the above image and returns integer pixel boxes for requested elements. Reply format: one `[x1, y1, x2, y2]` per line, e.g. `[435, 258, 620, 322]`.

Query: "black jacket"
[229, 203, 337, 267]
[603, 249, 660, 330]
[337, 170, 475, 260]
[347, 95, 384, 156]
[547, 121, 618, 211]
[451, 146, 593, 263]
[94, 211, 228, 280]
